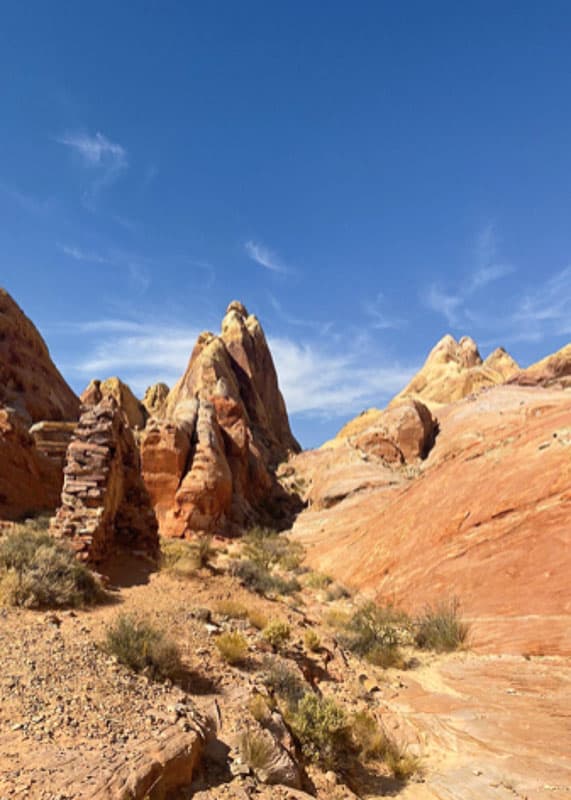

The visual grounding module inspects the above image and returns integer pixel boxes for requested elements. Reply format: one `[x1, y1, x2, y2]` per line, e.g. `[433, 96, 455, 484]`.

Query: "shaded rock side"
[81, 377, 147, 429]
[391, 334, 519, 408]
[143, 302, 300, 537]
[0, 407, 63, 520]
[51, 398, 159, 563]
[0, 288, 79, 423]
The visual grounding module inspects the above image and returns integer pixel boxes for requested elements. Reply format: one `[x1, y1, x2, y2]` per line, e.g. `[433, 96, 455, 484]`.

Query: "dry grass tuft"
[104, 614, 182, 681]
[215, 631, 248, 665]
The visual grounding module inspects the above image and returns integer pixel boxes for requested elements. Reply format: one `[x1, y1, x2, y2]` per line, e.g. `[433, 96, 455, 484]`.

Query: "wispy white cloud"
[245, 240, 288, 273]
[57, 130, 127, 205]
[58, 242, 153, 293]
[425, 286, 464, 326]
[58, 243, 110, 264]
[268, 295, 332, 335]
[364, 292, 407, 330]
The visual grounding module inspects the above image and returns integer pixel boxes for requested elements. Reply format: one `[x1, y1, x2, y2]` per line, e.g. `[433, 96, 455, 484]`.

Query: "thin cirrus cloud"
[245, 240, 288, 273]
[58, 242, 152, 293]
[364, 292, 407, 330]
[61, 318, 415, 418]
[57, 130, 128, 204]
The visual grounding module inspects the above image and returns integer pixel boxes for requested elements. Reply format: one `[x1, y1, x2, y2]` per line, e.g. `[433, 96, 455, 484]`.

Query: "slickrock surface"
[291, 384, 571, 656]
[391, 334, 519, 409]
[51, 399, 159, 563]
[508, 342, 571, 388]
[142, 302, 300, 537]
[81, 377, 148, 429]
[0, 407, 63, 519]
[0, 288, 79, 424]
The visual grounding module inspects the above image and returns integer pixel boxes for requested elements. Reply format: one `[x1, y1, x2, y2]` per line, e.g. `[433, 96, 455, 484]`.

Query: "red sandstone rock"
[0, 407, 63, 519]
[508, 342, 571, 388]
[0, 288, 79, 423]
[81, 377, 147, 429]
[51, 399, 159, 563]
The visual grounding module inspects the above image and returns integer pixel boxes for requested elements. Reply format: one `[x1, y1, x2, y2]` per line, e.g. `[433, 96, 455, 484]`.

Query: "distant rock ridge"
[0, 288, 79, 424]
[141, 301, 301, 537]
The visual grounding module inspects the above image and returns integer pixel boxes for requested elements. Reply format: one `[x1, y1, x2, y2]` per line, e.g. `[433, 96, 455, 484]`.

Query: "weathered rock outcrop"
[0, 407, 63, 519]
[142, 382, 169, 418]
[81, 377, 147, 429]
[0, 288, 79, 424]
[508, 342, 571, 388]
[391, 334, 519, 409]
[51, 399, 159, 563]
[292, 383, 571, 655]
[142, 302, 300, 537]
[29, 421, 76, 465]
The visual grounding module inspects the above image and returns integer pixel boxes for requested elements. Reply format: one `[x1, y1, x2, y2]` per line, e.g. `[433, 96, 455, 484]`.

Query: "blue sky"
[1, 2, 570, 448]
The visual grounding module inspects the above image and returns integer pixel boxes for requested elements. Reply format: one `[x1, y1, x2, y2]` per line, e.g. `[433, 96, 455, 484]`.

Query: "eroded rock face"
[292, 384, 571, 655]
[0, 288, 79, 424]
[0, 407, 63, 519]
[51, 399, 159, 563]
[142, 382, 169, 418]
[508, 342, 571, 388]
[142, 302, 300, 537]
[391, 334, 519, 409]
[81, 377, 147, 429]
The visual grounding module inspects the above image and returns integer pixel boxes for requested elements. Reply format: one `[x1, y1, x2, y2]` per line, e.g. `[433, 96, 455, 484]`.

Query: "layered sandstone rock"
[0, 407, 63, 519]
[142, 302, 299, 537]
[391, 334, 519, 409]
[81, 377, 147, 429]
[51, 399, 159, 563]
[292, 383, 571, 655]
[29, 421, 76, 465]
[508, 342, 571, 388]
[0, 288, 79, 424]
[142, 382, 169, 418]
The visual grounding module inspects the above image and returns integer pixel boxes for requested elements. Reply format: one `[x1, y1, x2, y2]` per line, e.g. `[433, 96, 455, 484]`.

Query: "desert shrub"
[247, 608, 268, 630]
[350, 711, 418, 779]
[290, 693, 351, 770]
[304, 629, 321, 652]
[160, 538, 199, 578]
[105, 614, 182, 681]
[414, 599, 469, 652]
[336, 602, 409, 667]
[243, 528, 304, 572]
[249, 693, 272, 723]
[262, 620, 291, 651]
[194, 535, 216, 568]
[305, 572, 332, 590]
[214, 599, 248, 619]
[0, 528, 102, 608]
[261, 656, 306, 709]
[230, 559, 300, 596]
[325, 582, 351, 602]
[215, 631, 248, 665]
[237, 728, 276, 773]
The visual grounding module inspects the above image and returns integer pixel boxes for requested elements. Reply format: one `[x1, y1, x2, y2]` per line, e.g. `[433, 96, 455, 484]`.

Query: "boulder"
[51, 398, 159, 563]
[0, 288, 79, 423]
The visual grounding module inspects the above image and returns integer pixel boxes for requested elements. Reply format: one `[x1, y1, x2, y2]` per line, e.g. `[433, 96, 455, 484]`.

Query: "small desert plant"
[262, 620, 291, 651]
[336, 602, 409, 667]
[290, 693, 351, 770]
[194, 535, 216, 568]
[262, 656, 306, 709]
[215, 631, 248, 665]
[0, 528, 102, 608]
[325, 582, 351, 602]
[247, 607, 268, 630]
[248, 692, 272, 723]
[230, 559, 300, 596]
[414, 599, 469, 652]
[304, 629, 321, 652]
[214, 599, 248, 619]
[160, 538, 199, 578]
[237, 728, 276, 773]
[305, 571, 332, 590]
[350, 711, 418, 778]
[242, 528, 304, 572]
[104, 614, 182, 681]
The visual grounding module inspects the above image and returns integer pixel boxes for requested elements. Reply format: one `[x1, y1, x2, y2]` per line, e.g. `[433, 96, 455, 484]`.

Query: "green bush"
[215, 631, 248, 665]
[0, 528, 103, 609]
[350, 711, 419, 779]
[290, 693, 351, 770]
[242, 528, 304, 572]
[305, 572, 332, 590]
[414, 599, 469, 652]
[262, 620, 291, 651]
[160, 538, 199, 578]
[230, 559, 300, 596]
[105, 614, 182, 681]
[336, 601, 409, 667]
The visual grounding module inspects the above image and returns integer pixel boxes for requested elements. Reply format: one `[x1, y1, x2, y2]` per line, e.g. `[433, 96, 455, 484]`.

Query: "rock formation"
[29, 421, 76, 465]
[51, 398, 159, 563]
[391, 334, 519, 409]
[0, 408, 63, 519]
[141, 302, 300, 537]
[0, 288, 79, 424]
[508, 342, 571, 388]
[142, 382, 169, 418]
[81, 377, 147, 429]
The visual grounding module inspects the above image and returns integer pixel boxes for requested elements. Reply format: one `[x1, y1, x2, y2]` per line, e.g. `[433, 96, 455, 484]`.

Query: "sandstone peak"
[0, 288, 79, 423]
[142, 382, 169, 418]
[508, 342, 571, 388]
[80, 376, 147, 429]
[225, 300, 249, 317]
